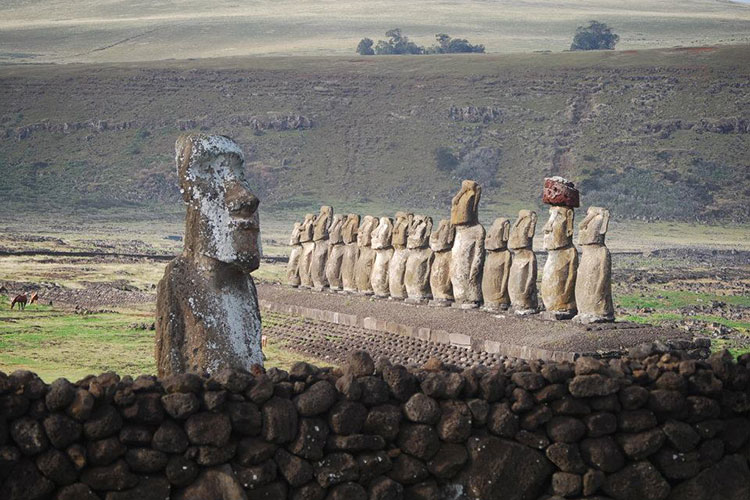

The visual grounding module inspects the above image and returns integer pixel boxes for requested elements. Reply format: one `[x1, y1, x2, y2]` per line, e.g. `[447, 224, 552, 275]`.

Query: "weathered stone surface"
[104, 477, 170, 500]
[262, 397, 298, 444]
[124, 448, 168, 473]
[55, 483, 100, 500]
[617, 428, 666, 460]
[546, 442, 587, 473]
[437, 400, 472, 442]
[84, 405, 122, 440]
[543, 176, 580, 208]
[36, 448, 78, 485]
[185, 412, 231, 447]
[667, 454, 750, 500]
[275, 448, 313, 487]
[354, 215, 378, 294]
[382, 364, 418, 402]
[508, 210, 539, 314]
[427, 218, 455, 305]
[155, 134, 263, 376]
[574, 206, 614, 324]
[482, 217, 512, 311]
[363, 405, 401, 441]
[287, 222, 303, 287]
[387, 212, 414, 300]
[398, 424, 440, 461]
[541, 206, 578, 318]
[403, 393, 440, 424]
[368, 476, 403, 500]
[310, 206, 333, 290]
[80, 459, 138, 491]
[295, 381, 337, 416]
[404, 216, 433, 302]
[45, 379, 76, 412]
[11, 416, 48, 455]
[580, 436, 625, 472]
[358, 451, 392, 484]
[328, 401, 367, 435]
[325, 214, 346, 290]
[371, 217, 394, 298]
[449, 180, 484, 307]
[326, 482, 366, 500]
[313, 452, 358, 487]
[1, 459, 55, 500]
[173, 464, 247, 500]
[388, 453, 428, 485]
[340, 214, 360, 293]
[426, 442, 468, 479]
[603, 461, 670, 500]
[298, 214, 316, 288]
[569, 374, 619, 398]
[552, 471, 582, 497]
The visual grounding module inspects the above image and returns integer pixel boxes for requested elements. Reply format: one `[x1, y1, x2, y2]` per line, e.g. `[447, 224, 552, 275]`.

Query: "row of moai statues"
[287, 178, 614, 323]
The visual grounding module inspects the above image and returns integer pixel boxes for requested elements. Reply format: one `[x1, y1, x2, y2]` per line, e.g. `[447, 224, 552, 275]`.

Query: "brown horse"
[29, 291, 39, 305]
[11, 293, 27, 310]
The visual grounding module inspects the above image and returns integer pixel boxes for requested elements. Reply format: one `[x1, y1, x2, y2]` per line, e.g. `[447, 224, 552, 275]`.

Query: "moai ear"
[599, 209, 610, 235]
[502, 220, 510, 241]
[566, 209, 574, 237]
[527, 212, 538, 238]
[473, 185, 482, 213]
[425, 217, 434, 235]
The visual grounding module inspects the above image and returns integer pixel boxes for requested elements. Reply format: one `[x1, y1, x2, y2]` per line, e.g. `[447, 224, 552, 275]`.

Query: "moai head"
[372, 217, 394, 250]
[486, 218, 511, 251]
[342, 214, 360, 244]
[450, 180, 482, 226]
[407, 215, 433, 249]
[508, 210, 537, 250]
[328, 214, 346, 244]
[313, 205, 333, 241]
[289, 222, 303, 246]
[175, 134, 261, 272]
[357, 215, 378, 248]
[429, 219, 455, 252]
[578, 207, 610, 246]
[392, 212, 414, 248]
[543, 206, 575, 251]
[299, 214, 316, 243]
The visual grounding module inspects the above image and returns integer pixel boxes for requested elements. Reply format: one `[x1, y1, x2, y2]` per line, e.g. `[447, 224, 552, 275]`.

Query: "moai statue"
[388, 212, 414, 300]
[481, 218, 512, 312]
[340, 214, 360, 293]
[354, 215, 378, 294]
[449, 180, 485, 309]
[371, 217, 394, 298]
[404, 215, 434, 304]
[156, 134, 263, 376]
[574, 207, 614, 324]
[286, 222, 303, 287]
[429, 219, 456, 307]
[540, 177, 580, 320]
[310, 205, 333, 290]
[508, 210, 539, 315]
[298, 213, 316, 288]
[325, 214, 346, 290]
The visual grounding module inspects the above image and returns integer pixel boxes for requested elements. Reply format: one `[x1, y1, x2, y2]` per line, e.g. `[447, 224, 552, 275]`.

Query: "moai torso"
[482, 218, 512, 312]
[574, 207, 614, 323]
[310, 205, 333, 290]
[354, 215, 378, 294]
[429, 219, 456, 305]
[388, 212, 413, 299]
[286, 222, 303, 287]
[371, 217, 394, 298]
[404, 216, 434, 302]
[508, 210, 539, 314]
[340, 214, 360, 293]
[541, 206, 579, 319]
[298, 214, 316, 288]
[449, 180, 485, 308]
[325, 214, 346, 290]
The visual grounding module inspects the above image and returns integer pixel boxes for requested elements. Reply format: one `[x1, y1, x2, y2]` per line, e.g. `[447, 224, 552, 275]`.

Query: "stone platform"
[257, 283, 704, 362]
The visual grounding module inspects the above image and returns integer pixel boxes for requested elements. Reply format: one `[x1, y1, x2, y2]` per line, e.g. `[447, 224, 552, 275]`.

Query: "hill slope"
[0, 45, 749, 223]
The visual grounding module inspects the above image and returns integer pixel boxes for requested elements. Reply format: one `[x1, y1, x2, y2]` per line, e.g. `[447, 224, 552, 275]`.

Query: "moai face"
[372, 217, 394, 250]
[289, 222, 303, 246]
[176, 134, 261, 272]
[486, 218, 511, 251]
[392, 212, 414, 248]
[328, 214, 345, 244]
[357, 215, 378, 247]
[429, 219, 455, 252]
[299, 214, 316, 243]
[508, 210, 537, 250]
[578, 207, 610, 246]
[342, 214, 360, 244]
[407, 215, 433, 249]
[543, 206, 575, 251]
[313, 205, 333, 241]
[450, 180, 482, 226]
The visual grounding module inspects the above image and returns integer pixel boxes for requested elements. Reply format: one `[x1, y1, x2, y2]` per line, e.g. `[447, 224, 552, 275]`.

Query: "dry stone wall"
[2, 348, 750, 500]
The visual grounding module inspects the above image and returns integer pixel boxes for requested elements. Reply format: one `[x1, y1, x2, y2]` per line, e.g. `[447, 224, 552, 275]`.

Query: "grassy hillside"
[1, 45, 749, 226]
[0, 0, 749, 63]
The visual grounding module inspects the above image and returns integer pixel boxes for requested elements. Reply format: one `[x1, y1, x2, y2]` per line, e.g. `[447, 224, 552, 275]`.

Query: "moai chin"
[574, 207, 614, 324]
[482, 217, 512, 312]
[508, 209, 539, 315]
[429, 219, 456, 307]
[298, 213, 316, 288]
[404, 215, 434, 304]
[354, 215, 378, 295]
[340, 214, 360, 293]
[371, 217, 394, 298]
[286, 222, 303, 287]
[325, 214, 346, 291]
[155, 134, 263, 376]
[310, 205, 333, 291]
[388, 212, 414, 300]
[540, 206, 579, 320]
[449, 180, 485, 309]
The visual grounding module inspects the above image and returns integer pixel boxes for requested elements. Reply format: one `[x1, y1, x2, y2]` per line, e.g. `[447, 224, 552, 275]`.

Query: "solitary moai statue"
[298, 213, 316, 288]
[340, 214, 360, 293]
[310, 205, 333, 290]
[540, 177, 580, 320]
[156, 134, 263, 376]
[286, 222, 303, 287]
[508, 210, 539, 315]
[388, 212, 414, 300]
[449, 180, 485, 309]
[325, 214, 346, 290]
[404, 215, 434, 303]
[574, 207, 614, 324]
[371, 217, 394, 298]
[429, 219, 456, 307]
[481, 218, 512, 312]
[354, 215, 378, 294]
